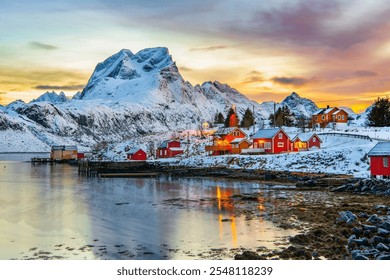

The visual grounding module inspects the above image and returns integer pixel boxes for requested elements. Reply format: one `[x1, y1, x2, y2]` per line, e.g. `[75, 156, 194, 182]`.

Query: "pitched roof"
[368, 142, 390, 156]
[252, 128, 281, 139]
[51, 145, 77, 151]
[230, 138, 250, 144]
[158, 140, 169, 149]
[313, 109, 325, 115]
[214, 127, 246, 136]
[295, 132, 321, 142]
[323, 107, 337, 114]
[128, 148, 143, 154]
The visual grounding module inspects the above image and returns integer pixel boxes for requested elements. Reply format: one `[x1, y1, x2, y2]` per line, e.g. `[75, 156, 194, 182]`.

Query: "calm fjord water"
[0, 154, 295, 259]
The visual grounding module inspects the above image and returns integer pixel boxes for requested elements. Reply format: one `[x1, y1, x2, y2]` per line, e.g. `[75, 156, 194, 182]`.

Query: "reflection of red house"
[290, 133, 322, 152]
[368, 142, 390, 179]
[127, 148, 147, 160]
[205, 127, 247, 155]
[312, 106, 348, 128]
[156, 140, 184, 158]
[251, 128, 290, 154]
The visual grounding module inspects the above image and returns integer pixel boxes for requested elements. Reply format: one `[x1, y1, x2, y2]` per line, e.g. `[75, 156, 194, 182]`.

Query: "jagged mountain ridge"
[0, 47, 343, 151]
[0, 47, 265, 150]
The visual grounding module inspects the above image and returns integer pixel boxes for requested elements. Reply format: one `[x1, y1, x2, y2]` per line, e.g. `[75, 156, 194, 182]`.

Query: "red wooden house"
[368, 142, 390, 179]
[205, 127, 247, 155]
[127, 148, 147, 161]
[312, 106, 348, 128]
[251, 128, 290, 154]
[290, 133, 322, 152]
[156, 140, 184, 158]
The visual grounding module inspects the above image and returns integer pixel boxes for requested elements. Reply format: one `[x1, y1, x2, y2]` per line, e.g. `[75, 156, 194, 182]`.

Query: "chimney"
[327, 105, 329, 109]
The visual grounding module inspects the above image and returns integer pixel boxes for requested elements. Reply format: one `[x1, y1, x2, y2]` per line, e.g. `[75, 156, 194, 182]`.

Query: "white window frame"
[277, 142, 284, 148]
[278, 133, 283, 139]
[342, 115, 345, 120]
[384, 157, 389, 168]
[313, 137, 316, 142]
[265, 142, 271, 149]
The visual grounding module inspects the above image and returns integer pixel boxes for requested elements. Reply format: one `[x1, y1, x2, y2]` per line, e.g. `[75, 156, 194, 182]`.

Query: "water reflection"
[0, 154, 298, 260]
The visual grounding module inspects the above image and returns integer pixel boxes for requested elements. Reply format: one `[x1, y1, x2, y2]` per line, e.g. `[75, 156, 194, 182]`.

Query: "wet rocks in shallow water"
[344, 208, 390, 260]
[330, 179, 390, 196]
[234, 251, 266, 260]
[337, 211, 357, 224]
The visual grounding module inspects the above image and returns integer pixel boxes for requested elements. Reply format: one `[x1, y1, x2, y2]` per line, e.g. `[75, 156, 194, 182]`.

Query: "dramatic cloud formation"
[1, 0, 390, 112]
[271, 77, 309, 86]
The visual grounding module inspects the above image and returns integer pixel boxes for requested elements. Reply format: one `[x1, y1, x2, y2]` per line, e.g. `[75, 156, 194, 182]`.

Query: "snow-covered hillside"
[172, 134, 376, 178]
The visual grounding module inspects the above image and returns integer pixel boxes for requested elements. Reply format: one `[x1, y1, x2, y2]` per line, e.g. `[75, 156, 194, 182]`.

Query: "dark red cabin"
[252, 128, 290, 154]
[127, 148, 147, 161]
[368, 142, 390, 178]
[156, 140, 184, 158]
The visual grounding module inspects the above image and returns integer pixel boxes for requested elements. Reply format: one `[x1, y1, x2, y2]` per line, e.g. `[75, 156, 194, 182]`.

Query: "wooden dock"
[78, 160, 159, 177]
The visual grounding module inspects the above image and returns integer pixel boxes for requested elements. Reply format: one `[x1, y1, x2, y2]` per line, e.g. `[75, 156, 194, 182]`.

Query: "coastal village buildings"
[50, 145, 78, 161]
[205, 127, 248, 155]
[312, 106, 348, 128]
[368, 142, 390, 179]
[250, 128, 291, 154]
[127, 148, 147, 161]
[289, 133, 322, 152]
[156, 140, 184, 158]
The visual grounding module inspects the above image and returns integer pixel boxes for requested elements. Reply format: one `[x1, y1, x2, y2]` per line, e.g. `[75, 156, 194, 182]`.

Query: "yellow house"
[50, 145, 78, 161]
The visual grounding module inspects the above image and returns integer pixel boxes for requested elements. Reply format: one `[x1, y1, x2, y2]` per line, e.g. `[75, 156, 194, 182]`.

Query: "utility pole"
[273, 102, 276, 128]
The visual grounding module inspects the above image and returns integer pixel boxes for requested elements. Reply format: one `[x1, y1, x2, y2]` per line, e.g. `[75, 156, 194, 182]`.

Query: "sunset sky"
[1, 0, 390, 112]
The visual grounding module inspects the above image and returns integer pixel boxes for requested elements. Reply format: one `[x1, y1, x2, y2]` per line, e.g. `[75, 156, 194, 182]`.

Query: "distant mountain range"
[0, 47, 361, 151]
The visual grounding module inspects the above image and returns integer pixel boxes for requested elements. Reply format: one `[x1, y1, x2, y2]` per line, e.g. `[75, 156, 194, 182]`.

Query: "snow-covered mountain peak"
[31, 91, 68, 104]
[80, 47, 177, 100]
[281, 92, 319, 118]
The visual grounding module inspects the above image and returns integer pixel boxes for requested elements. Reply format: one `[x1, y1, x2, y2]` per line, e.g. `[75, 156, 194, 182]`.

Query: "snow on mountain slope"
[258, 92, 318, 120]
[31, 91, 68, 104]
[281, 92, 319, 118]
[0, 47, 265, 151]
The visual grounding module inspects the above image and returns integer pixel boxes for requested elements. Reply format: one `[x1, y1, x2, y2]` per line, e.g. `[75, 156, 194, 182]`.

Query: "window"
[278, 133, 283, 139]
[338, 115, 341, 120]
[254, 142, 258, 148]
[277, 142, 284, 148]
[342, 115, 345, 120]
[265, 142, 271, 149]
[160, 150, 163, 156]
[233, 131, 240, 136]
[315, 116, 318, 121]
[164, 150, 167, 156]
[322, 115, 325, 120]
[384, 157, 389, 168]
[313, 137, 316, 142]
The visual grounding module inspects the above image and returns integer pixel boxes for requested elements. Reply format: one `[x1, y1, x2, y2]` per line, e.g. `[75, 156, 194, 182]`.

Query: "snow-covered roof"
[287, 133, 298, 140]
[324, 107, 337, 114]
[368, 142, 390, 156]
[230, 138, 249, 144]
[128, 148, 143, 154]
[158, 140, 169, 149]
[214, 127, 237, 136]
[332, 109, 348, 115]
[252, 128, 281, 139]
[295, 132, 321, 142]
[170, 147, 183, 151]
[313, 109, 325, 115]
[51, 145, 77, 151]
